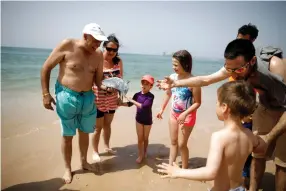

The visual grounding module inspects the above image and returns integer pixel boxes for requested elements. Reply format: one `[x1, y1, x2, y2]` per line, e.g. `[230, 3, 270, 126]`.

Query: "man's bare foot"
[62, 169, 72, 184]
[81, 161, 98, 173]
[136, 156, 144, 164]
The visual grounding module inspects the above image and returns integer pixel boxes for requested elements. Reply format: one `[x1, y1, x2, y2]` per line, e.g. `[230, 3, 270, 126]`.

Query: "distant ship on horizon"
[162, 51, 173, 56]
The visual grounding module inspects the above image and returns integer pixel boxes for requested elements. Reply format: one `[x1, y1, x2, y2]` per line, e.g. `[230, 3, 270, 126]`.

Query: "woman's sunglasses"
[224, 63, 249, 74]
[106, 47, 118, 52]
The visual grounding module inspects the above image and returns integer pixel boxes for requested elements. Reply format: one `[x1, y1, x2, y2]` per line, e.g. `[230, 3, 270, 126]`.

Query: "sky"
[1, 1, 286, 59]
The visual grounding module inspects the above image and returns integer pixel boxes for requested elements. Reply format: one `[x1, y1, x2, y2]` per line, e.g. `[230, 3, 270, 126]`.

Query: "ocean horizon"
[1, 45, 225, 61]
[1, 46, 224, 93]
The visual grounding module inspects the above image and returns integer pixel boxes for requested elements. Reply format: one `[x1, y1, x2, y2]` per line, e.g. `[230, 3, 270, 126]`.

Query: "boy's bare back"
[157, 81, 266, 191]
[211, 123, 263, 191]
[211, 124, 251, 190]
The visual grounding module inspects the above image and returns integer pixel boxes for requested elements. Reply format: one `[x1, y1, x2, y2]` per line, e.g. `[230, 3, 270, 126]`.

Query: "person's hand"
[117, 97, 123, 106]
[157, 162, 181, 178]
[124, 95, 132, 102]
[178, 112, 187, 126]
[108, 87, 117, 93]
[260, 134, 269, 145]
[106, 87, 117, 93]
[43, 93, 56, 110]
[156, 110, 164, 119]
[156, 76, 175, 90]
[259, 134, 274, 157]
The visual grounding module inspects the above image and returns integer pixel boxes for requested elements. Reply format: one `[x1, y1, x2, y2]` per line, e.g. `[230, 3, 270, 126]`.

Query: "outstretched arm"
[158, 132, 224, 181]
[157, 67, 230, 90]
[175, 67, 229, 87]
[125, 95, 154, 109]
[119, 93, 137, 107]
[119, 102, 134, 107]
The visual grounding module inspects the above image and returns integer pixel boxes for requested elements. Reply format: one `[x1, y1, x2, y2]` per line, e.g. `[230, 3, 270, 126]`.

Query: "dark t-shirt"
[130, 91, 154, 125]
[248, 57, 286, 111]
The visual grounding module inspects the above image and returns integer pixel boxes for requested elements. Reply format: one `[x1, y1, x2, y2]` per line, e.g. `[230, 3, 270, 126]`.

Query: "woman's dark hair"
[103, 34, 121, 65]
[172, 50, 192, 73]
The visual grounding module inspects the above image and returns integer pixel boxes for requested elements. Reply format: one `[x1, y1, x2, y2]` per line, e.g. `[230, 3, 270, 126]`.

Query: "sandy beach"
[2, 1, 285, 190]
[1, 86, 276, 191]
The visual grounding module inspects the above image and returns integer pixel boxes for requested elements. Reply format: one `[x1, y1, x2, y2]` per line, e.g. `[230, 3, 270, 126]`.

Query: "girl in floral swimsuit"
[157, 50, 201, 169]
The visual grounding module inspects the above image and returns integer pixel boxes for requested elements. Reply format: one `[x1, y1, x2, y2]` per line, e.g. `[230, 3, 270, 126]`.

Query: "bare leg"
[91, 117, 104, 162]
[78, 129, 96, 172]
[169, 115, 179, 165]
[136, 122, 145, 163]
[178, 125, 193, 169]
[103, 113, 115, 153]
[249, 158, 266, 191]
[62, 136, 73, 184]
[143, 125, 152, 158]
[276, 165, 286, 191]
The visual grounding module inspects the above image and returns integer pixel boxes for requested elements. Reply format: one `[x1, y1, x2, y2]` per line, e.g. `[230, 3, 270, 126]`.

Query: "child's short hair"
[217, 80, 256, 119]
[172, 50, 192, 73]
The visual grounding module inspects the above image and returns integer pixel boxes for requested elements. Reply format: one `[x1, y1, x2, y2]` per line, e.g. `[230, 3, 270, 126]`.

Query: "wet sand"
[1, 87, 275, 191]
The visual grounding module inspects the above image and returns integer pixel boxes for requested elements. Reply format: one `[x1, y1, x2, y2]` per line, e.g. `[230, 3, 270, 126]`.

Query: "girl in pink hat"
[120, 75, 155, 163]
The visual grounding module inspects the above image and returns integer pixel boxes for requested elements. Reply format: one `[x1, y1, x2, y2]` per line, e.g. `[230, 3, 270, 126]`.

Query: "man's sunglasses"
[224, 63, 249, 74]
[106, 47, 118, 52]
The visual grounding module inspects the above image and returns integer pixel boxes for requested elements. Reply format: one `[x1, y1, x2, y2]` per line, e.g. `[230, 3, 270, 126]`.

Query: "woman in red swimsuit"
[92, 34, 124, 162]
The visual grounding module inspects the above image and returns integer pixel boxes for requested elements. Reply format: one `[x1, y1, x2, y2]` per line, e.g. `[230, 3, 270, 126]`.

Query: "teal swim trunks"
[55, 81, 97, 136]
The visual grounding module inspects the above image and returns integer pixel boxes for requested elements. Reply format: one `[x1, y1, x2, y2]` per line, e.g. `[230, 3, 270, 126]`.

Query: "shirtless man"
[158, 80, 266, 191]
[41, 23, 108, 183]
[157, 39, 286, 191]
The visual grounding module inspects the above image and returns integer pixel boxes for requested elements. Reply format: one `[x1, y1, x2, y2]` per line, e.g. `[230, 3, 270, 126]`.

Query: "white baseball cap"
[82, 23, 108, 41]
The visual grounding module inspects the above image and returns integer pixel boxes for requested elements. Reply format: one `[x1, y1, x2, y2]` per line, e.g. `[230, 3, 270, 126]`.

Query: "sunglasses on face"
[224, 63, 249, 74]
[106, 47, 118, 52]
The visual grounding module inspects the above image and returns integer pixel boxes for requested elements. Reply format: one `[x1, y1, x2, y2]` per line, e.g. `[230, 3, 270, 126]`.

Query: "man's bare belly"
[57, 73, 94, 92]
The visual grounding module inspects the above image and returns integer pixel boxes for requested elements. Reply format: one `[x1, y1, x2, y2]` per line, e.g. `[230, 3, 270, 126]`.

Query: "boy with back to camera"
[158, 81, 266, 191]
